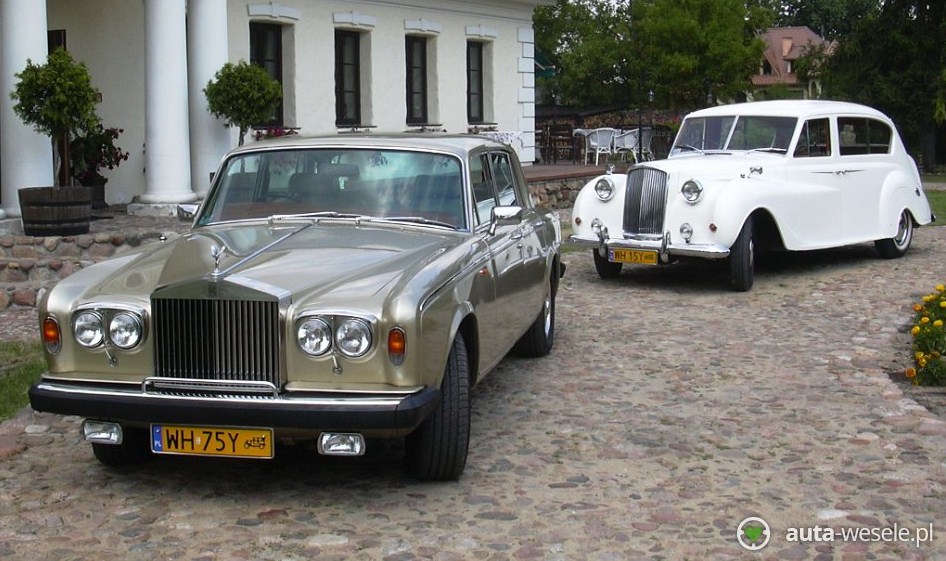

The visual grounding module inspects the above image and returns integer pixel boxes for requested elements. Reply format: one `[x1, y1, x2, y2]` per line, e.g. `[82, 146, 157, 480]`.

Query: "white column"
[0, 0, 54, 219]
[187, 0, 231, 196]
[140, 0, 195, 205]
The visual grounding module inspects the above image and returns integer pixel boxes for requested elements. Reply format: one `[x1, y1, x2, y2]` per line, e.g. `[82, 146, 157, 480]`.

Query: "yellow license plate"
[610, 248, 658, 265]
[151, 424, 274, 459]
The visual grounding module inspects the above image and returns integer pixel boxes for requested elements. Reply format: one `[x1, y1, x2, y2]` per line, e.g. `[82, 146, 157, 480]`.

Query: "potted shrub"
[70, 123, 130, 209]
[10, 47, 99, 235]
[204, 60, 282, 146]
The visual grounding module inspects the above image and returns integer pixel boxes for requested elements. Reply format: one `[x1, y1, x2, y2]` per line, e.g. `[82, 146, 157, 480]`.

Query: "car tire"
[875, 210, 914, 259]
[405, 336, 471, 481]
[513, 273, 556, 358]
[729, 217, 754, 292]
[593, 248, 622, 278]
[91, 427, 152, 466]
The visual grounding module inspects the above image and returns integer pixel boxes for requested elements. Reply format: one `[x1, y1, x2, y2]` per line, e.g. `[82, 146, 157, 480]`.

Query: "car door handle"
[510, 230, 523, 240]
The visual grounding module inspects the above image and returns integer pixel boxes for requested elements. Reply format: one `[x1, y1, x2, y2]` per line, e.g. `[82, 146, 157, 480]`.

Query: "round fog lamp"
[680, 223, 694, 242]
[73, 311, 105, 348]
[594, 179, 615, 201]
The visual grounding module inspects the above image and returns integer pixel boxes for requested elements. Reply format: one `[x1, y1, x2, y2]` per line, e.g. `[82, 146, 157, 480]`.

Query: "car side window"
[489, 152, 521, 207]
[793, 118, 831, 158]
[839, 117, 892, 155]
[471, 154, 496, 226]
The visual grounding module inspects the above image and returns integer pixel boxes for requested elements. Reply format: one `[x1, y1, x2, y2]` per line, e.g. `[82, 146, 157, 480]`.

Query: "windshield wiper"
[267, 211, 361, 224]
[748, 147, 787, 154]
[367, 215, 457, 229]
[674, 144, 705, 154]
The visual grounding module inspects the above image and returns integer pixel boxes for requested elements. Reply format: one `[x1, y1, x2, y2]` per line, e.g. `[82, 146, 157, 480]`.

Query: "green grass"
[0, 341, 45, 421]
[925, 190, 946, 225]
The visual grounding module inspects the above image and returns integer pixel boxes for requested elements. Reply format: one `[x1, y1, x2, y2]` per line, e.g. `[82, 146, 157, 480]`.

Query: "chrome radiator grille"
[623, 168, 669, 236]
[153, 298, 281, 386]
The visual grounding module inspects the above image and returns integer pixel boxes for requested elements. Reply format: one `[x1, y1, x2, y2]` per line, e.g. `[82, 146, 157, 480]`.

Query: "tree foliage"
[204, 61, 282, 146]
[533, 0, 767, 111]
[10, 48, 99, 185]
[771, 0, 881, 39]
[633, 0, 766, 110]
[821, 0, 946, 169]
[533, 0, 630, 108]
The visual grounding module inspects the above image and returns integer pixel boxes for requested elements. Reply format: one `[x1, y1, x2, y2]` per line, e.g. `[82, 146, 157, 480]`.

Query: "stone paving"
[1, 225, 946, 560]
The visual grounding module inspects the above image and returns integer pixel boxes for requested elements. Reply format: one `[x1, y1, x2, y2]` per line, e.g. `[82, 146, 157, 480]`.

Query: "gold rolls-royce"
[29, 135, 564, 481]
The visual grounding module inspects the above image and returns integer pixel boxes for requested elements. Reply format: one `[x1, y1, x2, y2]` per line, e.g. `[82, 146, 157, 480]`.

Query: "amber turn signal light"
[42, 316, 61, 354]
[387, 327, 406, 366]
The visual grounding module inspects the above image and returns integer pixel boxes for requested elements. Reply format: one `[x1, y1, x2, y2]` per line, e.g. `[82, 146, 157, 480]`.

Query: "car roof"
[686, 100, 890, 122]
[227, 133, 506, 158]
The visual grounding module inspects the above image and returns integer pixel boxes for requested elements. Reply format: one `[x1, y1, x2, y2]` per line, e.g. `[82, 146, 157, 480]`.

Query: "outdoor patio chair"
[613, 129, 640, 163]
[640, 127, 655, 161]
[548, 124, 576, 163]
[582, 127, 617, 165]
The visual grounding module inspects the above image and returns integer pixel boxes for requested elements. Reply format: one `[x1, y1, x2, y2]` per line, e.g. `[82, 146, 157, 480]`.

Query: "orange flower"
[914, 304, 924, 312]
[906, 367, 917, 378]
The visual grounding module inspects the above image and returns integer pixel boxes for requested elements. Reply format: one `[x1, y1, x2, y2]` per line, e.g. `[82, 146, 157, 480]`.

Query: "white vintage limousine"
[569, 100, 935, 290]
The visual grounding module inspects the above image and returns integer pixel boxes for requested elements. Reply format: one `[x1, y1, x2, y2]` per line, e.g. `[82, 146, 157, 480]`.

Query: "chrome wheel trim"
[894, 212, 913, 249]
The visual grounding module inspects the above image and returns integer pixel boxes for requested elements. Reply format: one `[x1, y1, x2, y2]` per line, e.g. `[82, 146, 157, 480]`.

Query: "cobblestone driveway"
[2, 228, 945, 560]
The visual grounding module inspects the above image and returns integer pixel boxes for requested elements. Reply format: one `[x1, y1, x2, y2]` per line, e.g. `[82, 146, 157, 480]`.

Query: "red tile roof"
[752, 26, 831, 87]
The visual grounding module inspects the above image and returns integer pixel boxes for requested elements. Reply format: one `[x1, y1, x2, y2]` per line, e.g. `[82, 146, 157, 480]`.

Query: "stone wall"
[0, 229, 180, 310]
[529, 177, 586, 209]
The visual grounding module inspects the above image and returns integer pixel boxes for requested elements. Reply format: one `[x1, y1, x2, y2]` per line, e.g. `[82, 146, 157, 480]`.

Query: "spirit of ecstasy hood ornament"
[210, 244, 225, 276]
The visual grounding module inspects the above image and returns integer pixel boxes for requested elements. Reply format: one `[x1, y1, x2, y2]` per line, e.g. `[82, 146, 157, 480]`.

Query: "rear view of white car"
[569, 100, 934, 290]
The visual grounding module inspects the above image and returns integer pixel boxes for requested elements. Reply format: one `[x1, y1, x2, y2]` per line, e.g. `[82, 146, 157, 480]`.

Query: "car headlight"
[73, 311, 105, 348]
[336, 318, 372, 358]
[681, 180, 703, 203]
[594, 178, 615, 201]
[297, 317, 333, 357]
[109, 312, 143, 349]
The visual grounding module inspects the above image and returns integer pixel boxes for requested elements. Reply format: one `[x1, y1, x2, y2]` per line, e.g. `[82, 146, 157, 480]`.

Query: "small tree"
[10, 48, 99, 186]
[204, 61, 282, 146]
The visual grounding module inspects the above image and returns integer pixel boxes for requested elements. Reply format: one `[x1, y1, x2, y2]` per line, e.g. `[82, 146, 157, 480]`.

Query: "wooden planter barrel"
[18, 186, 93, 236]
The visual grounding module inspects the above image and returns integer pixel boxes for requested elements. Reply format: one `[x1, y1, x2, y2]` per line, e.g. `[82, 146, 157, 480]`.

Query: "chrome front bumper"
[29, 378, 440, 434]
[568, 233, 730, 259]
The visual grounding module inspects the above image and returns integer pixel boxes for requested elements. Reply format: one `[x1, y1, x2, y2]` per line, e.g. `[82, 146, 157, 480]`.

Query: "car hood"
[647, 151, 787, 177]
[86, 221, 468, 307]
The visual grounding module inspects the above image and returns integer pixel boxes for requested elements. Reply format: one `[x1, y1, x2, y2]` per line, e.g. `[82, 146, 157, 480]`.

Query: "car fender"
[878, 174, 933, 236]
[570, 174, 627, 241]
[699, 178, 767, 249]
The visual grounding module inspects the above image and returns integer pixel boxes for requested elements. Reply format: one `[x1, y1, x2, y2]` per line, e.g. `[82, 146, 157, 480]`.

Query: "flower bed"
[908, 283, 946, 385]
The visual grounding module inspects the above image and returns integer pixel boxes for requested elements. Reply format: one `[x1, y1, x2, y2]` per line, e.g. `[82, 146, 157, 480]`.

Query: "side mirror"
[488, 205, 523, 236]
[177, 203, 199, 222]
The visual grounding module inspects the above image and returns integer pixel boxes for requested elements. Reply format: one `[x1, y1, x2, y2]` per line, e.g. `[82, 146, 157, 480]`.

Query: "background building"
[751, 26, 831, 101]
[0, 0, 551, 219]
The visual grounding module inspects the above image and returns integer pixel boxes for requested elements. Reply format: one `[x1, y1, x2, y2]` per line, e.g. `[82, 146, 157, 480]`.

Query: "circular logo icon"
[736, 516, 771, 551]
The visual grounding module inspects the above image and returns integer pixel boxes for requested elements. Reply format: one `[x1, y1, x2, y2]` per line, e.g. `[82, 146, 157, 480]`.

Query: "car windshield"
[197, 148, 466, 229]
[671, 115, 798, 155]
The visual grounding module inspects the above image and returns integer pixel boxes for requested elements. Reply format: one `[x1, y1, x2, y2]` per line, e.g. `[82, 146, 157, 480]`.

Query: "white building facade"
[0, 0, 549, 219]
